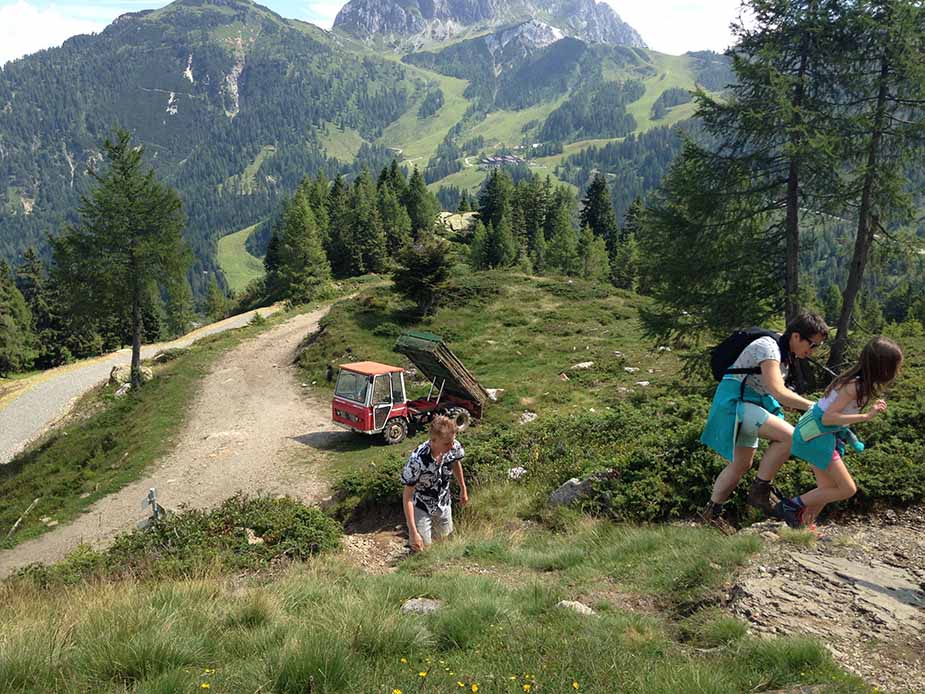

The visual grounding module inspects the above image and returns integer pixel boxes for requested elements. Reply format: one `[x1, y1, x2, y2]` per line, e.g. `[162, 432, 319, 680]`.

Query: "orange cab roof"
[340, 361, 403, 376]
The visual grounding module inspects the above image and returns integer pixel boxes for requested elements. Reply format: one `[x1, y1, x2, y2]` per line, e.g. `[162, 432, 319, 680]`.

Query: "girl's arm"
[452, 460, 469, 506]
[821, 384, 886, 426]
[760, 360, 814, 411]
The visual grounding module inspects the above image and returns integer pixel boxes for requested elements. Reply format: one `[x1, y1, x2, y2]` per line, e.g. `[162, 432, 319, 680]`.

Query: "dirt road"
[0, 306, 338, 579]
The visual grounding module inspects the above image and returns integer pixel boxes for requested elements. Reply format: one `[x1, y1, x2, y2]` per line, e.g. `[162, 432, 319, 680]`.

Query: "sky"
[0, 0, 743, 67]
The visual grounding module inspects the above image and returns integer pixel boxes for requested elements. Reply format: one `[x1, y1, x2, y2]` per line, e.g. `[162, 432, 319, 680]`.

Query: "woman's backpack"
[709, 328, 781, 381]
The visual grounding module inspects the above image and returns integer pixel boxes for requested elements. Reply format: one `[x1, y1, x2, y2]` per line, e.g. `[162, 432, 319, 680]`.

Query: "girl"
[776, 336, 903, 528]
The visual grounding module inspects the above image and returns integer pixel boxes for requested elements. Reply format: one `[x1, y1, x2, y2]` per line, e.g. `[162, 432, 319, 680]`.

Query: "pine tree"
[470, 221, 489, 270]
[545, 206, 580, 276]
[393, 233, 452, 315]
[205, 276, 227, 322]
[351, 170, 388, 274]
[580, 173, 620, 253]
[326, 175, 356, 278]
[828, 0, 925, 368]
[484, 216, 518, 269]
[52, 128, 189, 388]
[458, 189, 472, 212]
[611, 233, 639, 291]
[0, 260, 36, 375]
[14, 248, 60, 368]
[378, 184, 413, 258]
[578, 226, 611, 283]
[277, 190, 332, 304]
[478, 168, 515, 231]
[403, 167, 439, 236]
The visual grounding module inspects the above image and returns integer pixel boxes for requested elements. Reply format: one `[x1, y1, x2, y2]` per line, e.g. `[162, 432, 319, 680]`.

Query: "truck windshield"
[335, 371, 370, 404]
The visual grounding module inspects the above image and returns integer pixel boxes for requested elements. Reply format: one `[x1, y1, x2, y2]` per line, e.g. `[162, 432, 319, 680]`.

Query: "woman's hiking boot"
[699, 501, 737, 536]
[773, 498, 806, 529]
[746, 478, 780, 516]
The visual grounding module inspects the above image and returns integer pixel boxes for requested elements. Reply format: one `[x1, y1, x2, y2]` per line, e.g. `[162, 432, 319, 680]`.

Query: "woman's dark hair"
[825, 336, 903, 409]
[779, 311, 829, 364]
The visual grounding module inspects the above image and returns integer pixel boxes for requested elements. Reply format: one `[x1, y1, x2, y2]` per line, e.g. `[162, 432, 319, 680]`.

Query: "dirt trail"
[0, 307, 338, 579]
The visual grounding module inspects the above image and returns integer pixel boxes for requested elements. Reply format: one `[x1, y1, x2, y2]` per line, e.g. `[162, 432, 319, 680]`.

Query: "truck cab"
[332, 362, 410, 443]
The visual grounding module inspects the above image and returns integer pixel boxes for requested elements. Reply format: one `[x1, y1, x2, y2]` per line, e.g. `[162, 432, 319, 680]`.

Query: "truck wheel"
[382, 418, 408, 445]
[443, 407, 471, 433]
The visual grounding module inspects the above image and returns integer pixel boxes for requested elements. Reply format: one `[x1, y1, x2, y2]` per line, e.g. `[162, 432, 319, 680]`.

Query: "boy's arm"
[452, 459, 469, 506]
[403, 485, 423, 551]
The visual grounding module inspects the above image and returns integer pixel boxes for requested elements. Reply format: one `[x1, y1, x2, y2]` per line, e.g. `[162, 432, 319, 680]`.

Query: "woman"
[699, 312, 829, 532]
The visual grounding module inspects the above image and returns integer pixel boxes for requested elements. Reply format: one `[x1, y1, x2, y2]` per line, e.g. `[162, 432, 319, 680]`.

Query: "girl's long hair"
[825, 336, 904, 409]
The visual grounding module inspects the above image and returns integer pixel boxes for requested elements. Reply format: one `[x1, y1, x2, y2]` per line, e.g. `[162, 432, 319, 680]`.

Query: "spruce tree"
[545, 206, 581, 276]
[205, 276, 227, 322]
[52, 128, 189, 388]
[351, 170, 388, 274]
[578, 226, 611, 283]
[165, 276, 195, 338]
[458, 189, 472, 212]
[580, 173, 620, 253]
[611, 233, 640, 291]
[470, 221, 489, 270]
[403, 167, 439, 236]
[484, 216, 518, 269]
[277, 190, 332, 304]
[393, 233, 452, 315]
[326, 175, 355, 278]
[478, 168, 515, 231]
[828, 0, 925, 368]
[14, 248, 59, 368]
[0, 260, 36, 375]
[378, 184, 413, 258]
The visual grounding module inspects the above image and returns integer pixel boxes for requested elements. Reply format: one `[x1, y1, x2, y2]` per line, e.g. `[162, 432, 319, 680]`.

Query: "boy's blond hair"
[429, 414, 458, 440]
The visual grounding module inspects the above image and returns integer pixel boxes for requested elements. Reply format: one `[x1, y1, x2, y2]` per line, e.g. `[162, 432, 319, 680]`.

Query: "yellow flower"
[200, 685, 210, 690]
[400, 658, 408, 664]
[573, 682, 580, 690]
[509, 676, 517, 681]
[458, 683, 465, 688]
[523, 685, 532, 692]
[472, 685, 479, 692]
[393, 690, 403, 694]
[419, 672, 428, 678]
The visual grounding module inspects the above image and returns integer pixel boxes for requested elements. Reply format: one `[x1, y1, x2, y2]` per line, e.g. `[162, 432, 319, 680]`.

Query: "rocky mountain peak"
[333, 0, 646, 49]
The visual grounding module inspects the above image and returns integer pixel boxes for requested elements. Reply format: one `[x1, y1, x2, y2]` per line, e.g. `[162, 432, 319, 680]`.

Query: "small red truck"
[331, 331, 488, 444]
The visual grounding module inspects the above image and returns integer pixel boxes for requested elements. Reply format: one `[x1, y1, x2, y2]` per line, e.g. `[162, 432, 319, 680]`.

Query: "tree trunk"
[784, 45, 810, 325]
[130, 260, 143, 390]
[828, 57, 890, 369]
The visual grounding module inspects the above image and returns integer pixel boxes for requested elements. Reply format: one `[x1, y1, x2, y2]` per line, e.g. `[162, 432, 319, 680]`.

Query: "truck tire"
[382, 418, 408, 445]
[443, 407, 471, 433]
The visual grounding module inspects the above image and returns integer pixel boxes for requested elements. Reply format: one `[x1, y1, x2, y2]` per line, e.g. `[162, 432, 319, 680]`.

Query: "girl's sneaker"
[772, 499, 806, 529]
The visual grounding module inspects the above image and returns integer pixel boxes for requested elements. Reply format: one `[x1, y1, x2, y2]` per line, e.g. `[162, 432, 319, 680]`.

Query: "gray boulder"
[549, 470, 619, 507]
[401, 598, 443, 615]
[109, 365, 154, 386]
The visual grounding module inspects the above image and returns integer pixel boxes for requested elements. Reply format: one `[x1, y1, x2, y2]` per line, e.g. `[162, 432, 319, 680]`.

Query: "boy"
[401, 415, 468, 552]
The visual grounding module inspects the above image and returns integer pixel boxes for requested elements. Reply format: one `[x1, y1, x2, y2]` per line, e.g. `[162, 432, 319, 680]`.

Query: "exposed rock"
[486, 388, 505, 401]
[114, 383, 132, 398]
[559, 372, 570, 381]
[401, 597, 443, 615]
[624, 367, 639, 374]
[571, 361, 594, 370]
[109, 365, 153, 386]
[245, 528, 264, 546]
[634, 381, 651, 387]
[556, 600, 596, 616]
[519, 411, 538, 424]
[549, 470, 618, 507]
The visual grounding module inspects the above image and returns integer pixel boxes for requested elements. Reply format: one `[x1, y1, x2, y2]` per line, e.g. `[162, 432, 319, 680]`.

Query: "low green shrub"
[13, 495, 341, 587]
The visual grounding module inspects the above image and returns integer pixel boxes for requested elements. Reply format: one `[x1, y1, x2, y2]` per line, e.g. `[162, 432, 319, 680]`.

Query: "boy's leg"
[430, 507, 454, 542]
[413, 505, 434, 550]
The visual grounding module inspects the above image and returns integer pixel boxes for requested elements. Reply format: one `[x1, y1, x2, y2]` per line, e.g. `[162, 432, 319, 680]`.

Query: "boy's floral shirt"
[400, 440, 465, 514]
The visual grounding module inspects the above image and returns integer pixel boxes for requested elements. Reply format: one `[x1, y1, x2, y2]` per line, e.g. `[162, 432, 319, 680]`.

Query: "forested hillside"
[0, 0, 728, 298]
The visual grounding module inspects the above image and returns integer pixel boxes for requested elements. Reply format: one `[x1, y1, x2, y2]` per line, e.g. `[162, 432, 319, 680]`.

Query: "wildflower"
[200, 685, 210, 690]
[471, 685, 479, 693]
[393, 690, 402, 694]
[400, 658, 408, 664]
[458, 683, 465, 688]
[573, 682, 580, 690]
[419, 672, 428, 678]
[509, 676, 517, 681]
[523, 685, 532, 692]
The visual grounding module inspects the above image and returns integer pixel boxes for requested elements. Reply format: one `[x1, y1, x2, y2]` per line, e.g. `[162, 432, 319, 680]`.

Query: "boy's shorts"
[735, 401, 771, 449]
[413, 504, 453, 546]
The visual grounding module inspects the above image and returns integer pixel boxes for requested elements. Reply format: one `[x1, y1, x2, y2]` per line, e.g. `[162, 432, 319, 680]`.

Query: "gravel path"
[0, 306, 337, 579]
[0, 305, 281, 466]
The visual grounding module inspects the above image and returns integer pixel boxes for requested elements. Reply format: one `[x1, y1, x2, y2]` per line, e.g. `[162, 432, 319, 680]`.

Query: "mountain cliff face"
[333, 0, 646, 49]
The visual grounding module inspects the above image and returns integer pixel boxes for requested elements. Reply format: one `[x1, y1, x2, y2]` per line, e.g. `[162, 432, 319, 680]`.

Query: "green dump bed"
[394, 331, 489, 418]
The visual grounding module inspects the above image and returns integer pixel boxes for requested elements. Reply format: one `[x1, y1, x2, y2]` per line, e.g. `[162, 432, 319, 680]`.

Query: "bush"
[14, 495, 341, 587]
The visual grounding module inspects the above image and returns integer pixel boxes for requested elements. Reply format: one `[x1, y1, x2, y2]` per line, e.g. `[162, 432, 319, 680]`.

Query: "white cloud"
[0, 1, 105, 66]
[303, 1, 341, 28]
[606, 0, 743, 55]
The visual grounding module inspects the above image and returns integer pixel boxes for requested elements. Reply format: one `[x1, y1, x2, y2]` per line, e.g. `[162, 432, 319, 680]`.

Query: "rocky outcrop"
[333, 0, 646, 49]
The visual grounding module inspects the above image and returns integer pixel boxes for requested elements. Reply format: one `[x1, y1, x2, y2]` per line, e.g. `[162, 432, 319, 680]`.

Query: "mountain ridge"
[333, 0, 646, 50]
